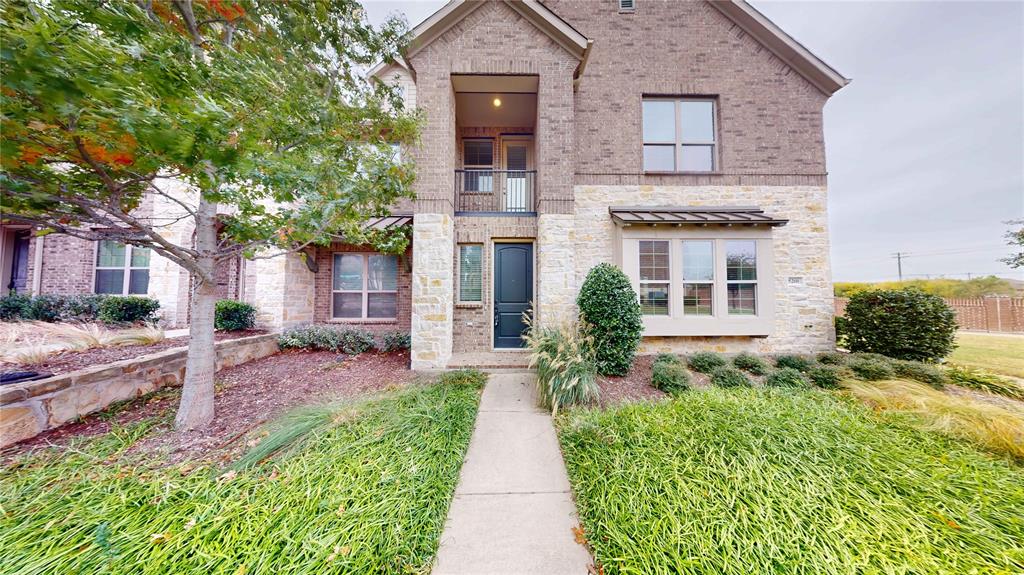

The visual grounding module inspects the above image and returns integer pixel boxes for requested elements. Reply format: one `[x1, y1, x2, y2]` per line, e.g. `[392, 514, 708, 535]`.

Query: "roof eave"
[709, 0, 850, 96]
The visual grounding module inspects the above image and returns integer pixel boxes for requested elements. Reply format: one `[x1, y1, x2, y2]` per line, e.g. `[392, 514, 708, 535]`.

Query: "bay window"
[332, 253, 398, 319]
[726, 240, 757, 315]
[681, 240, 714, 316]
[638, 240, 670, 315]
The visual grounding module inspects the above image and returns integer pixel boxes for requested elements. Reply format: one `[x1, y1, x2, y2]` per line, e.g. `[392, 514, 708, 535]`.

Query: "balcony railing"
[455, 169, 537, 213]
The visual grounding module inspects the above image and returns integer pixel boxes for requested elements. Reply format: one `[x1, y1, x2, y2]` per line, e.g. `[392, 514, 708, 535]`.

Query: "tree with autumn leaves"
[1, 0, 418, 429]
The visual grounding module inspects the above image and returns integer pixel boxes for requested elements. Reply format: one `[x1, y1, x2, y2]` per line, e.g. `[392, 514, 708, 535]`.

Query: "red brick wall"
[546, 0, 830, 186]
[312, 242, 412, 332]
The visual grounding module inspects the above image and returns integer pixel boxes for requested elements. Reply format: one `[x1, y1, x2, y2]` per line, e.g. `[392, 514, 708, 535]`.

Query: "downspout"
[573, 39, 594, 90]
[30, 233, 43, 295]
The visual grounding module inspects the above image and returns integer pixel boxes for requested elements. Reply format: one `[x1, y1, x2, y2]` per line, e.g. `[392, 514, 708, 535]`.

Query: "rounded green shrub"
[843, 288, 957, 361]
[688, 351, 726, 374]
[214, 300, 257, 331]
[765, 368, 809, 388]
[278, 326, 375, 355]
[848, 357, 895, 381]
[710, 366, 752, 388]
[98, 296, 160, 324]
[379, 330, 411, 352]
[816, 351, 847, 366]
[577, 263, 643, 376]
[733, 352, 769, 375]
[775, 355, 812, 372]
[652, 356, 691, 395]
[892, 360, 948, 389]
[808, 365, 849, 389]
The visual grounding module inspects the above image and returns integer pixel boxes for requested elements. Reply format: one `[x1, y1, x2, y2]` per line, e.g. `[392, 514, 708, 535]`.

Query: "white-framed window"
[332, 253, 398, 319]
[458, 244, 483, 303]
[681, 240, 714, 316]
[95, 240, 150, 295]
[638, 240, 670, 315]
[726, 240, 757, 315]
[642, 98, 717, 172]
[463, 139, 494, 192]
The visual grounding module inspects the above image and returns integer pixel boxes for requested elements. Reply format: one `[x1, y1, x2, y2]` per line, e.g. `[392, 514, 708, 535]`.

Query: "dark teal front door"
[494, 243, 533, 348]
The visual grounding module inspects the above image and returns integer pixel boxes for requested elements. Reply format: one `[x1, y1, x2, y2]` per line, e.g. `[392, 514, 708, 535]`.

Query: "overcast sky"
[362, 0, 1024, 282]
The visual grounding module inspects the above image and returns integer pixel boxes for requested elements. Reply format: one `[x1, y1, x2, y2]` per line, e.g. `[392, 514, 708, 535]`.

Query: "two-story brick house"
[2, 0, 847, 371]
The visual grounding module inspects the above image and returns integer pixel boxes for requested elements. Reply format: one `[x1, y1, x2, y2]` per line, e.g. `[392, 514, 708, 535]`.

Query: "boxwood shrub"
[892, 360, 948, 389]
[688, 351, 726, 374]
[816, 351, 847, 366]
[214, 300, 257, 331]
[808, 365, 849, 389]
[775, 355, 812, 372]
[577, 264, 643, 376]
[709, 366, 751, 388]
[765, 368, 809, 388]
[651, 354, 690, 395]
[843, 288, 957, 361]
[278, 326, 375, 355]
[733, 352, 769, 375]
[0, 293, 110, 322]
[379, 330, 411, 352]
[848, 357, 895, 381]
[97, 296, 161, 324]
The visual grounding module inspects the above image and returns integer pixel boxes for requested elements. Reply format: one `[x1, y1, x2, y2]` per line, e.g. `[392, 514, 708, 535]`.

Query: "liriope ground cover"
[1, 379, 482, 575]
[558, 388, 1024, 575]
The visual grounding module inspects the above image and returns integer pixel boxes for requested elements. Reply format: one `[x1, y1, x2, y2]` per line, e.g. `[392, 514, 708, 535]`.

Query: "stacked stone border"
[0, 333, 279, 448]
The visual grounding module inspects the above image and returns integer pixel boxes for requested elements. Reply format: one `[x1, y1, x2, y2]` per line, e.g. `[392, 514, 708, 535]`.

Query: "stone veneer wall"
[0, 333, 279, 448]
[410, 214, 454, 369]
[249, 252, 316, 330]
[574, 185, 835, 354]
[536, 214, 577, 327]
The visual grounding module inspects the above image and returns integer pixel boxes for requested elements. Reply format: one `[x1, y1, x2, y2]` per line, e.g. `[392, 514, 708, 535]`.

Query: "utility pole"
[892, 252, 905, 282]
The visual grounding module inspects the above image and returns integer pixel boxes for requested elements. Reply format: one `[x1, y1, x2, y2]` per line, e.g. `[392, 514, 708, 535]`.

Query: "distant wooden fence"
[834, 296, 1024, 333]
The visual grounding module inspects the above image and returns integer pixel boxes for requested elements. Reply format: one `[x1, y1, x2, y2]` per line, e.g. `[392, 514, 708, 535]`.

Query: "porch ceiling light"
[492, 97, 502, 107]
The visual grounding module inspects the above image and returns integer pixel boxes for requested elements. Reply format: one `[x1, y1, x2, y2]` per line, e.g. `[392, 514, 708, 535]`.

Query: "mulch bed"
[598, 355, 668, 406]
[3, 349, 414, 466]
[1, 330, 265, 377]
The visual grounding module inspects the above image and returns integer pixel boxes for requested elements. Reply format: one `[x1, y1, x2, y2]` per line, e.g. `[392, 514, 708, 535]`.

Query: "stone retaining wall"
[0, 333, 279, 448]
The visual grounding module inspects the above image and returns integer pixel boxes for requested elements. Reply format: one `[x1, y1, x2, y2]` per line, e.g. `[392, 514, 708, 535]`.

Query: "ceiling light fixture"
[492, 97, 502, 107]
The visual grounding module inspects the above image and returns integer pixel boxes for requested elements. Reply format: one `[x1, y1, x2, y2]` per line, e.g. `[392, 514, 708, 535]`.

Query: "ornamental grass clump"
[774, 354, 812, 372]
[525, 318, 599, 414]
[946, 364, 1024, 400]
[709, 365, 751, 388]
[651, 354, 691, 395]
[843, 379, 1024, 460]
[688, 351, 726, 373]
[733, 352, 769, 375]
[892, 360, 948, 389]
[765, 367, 810, 388]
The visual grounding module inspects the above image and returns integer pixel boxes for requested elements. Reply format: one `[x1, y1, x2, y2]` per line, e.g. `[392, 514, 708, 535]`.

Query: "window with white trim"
[642, 98, 717, 172]
[95, 240, 150, 295]
[638, 240, 670, 315]
[463, 139, 494, 192]
[681, 240, 714, 316]
[726, 240, 757, 315]
[332, 253, 398, 319]
[458, 244, 483, 302]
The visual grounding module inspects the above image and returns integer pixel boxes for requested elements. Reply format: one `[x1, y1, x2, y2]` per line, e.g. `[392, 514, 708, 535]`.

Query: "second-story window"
[642, 98, 717, 172]
[463, 139, 493, 192]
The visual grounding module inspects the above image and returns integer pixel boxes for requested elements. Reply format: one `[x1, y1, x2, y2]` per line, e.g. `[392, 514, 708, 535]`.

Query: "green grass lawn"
[950, 332, 1024, 378]
[558, 389, 1024, 575]
[1, 380, 481, 574]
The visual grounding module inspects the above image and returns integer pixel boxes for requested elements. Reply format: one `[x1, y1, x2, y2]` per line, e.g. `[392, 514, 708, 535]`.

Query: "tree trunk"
[174, 195, 218, 431]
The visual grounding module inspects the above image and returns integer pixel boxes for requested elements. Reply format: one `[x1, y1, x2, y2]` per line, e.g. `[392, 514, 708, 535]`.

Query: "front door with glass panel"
[501, 139, 532, 212]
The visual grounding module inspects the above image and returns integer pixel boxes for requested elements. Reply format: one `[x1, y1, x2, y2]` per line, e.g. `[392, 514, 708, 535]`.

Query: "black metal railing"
[454, 170, 537, 213]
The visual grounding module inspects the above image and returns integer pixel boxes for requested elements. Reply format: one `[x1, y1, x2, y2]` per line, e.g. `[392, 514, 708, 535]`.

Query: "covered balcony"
[453, 75, 537, 215]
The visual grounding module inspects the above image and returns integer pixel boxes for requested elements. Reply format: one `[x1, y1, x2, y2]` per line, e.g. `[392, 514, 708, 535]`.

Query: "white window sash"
[642, 97, 717, 172]
[95, 241, 149, 295]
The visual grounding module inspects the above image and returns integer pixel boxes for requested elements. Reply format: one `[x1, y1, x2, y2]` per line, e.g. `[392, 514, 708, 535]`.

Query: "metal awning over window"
[364, 215, 413, 230]
[609, 207, 788, 227]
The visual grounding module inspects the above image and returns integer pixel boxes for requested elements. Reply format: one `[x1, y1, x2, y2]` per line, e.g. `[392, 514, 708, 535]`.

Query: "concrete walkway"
[433, 372, 592, 575]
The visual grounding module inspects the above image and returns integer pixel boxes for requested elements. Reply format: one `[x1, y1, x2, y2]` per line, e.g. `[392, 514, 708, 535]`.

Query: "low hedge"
[710, 366, 752, 388]
[688, 351, 726, 374]
[892, 360, 948, 389]
[379, 330, 411, 352]
[1, 293, 115, 322]
[278, 325, 376, 355]
[765, 368, 810, 388]
[733, 352, 769, 375]
[775, 355, 812, 372]
[97, 296, 161, 325]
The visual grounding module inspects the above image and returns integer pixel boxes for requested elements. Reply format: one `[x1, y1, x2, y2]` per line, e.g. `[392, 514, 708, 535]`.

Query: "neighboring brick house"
[2, 0, 848, 369]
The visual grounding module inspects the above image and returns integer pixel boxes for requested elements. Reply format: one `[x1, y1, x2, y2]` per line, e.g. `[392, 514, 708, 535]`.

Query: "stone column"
[411, 213, 454, 370]
[248, 251, 315, 330]
[536, 213, 577, 328]
[146, 180, 195, 327]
